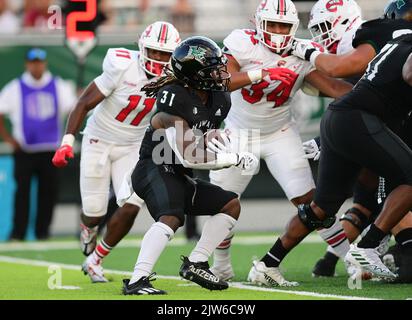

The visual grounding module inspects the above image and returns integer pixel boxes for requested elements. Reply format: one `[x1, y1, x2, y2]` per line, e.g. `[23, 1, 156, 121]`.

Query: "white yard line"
[0, 255, 378, 300]
[0, 234, 324, 252]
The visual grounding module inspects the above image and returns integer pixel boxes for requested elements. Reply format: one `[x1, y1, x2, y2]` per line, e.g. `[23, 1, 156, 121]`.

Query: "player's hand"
[235, 152, 259, 172]
[302, 137, 321, 161]
[52, 145, 74, 167]
[206, 132, 232, 154]
[263, 68, 295, 86]
[291, 38, 325, 63]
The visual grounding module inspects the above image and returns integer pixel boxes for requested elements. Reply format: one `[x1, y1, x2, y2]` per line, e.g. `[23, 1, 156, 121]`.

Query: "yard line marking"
[0, 255, 378, 300]
[0, 234, 324, 252]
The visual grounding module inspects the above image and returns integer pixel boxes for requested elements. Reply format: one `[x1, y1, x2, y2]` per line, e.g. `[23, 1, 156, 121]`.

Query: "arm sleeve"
[352, 20, 380, 53]
[93, 48, 132, 97]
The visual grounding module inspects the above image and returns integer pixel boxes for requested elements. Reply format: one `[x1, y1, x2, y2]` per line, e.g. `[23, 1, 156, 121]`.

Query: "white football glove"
[302, 137, 321, 161]
[291, 38, 325, 65]
[235, 152, 259, 172]
[206, 132, 232, 154]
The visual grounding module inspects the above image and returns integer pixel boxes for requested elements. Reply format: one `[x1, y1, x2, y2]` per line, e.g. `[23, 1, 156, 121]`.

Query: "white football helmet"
[308, 0, 362, 53]
[255, 0, 300, 54]
[138, 21, 181, 77]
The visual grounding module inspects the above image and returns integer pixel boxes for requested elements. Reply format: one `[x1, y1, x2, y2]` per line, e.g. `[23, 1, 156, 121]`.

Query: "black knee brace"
[339, 207, 369, 232]
[297, 204, 336, 231]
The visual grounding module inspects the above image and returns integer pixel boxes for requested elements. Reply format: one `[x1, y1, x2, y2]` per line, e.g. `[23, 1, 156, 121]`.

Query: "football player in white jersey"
[208, 0, 353, 286]
[52, 21, 181, 282]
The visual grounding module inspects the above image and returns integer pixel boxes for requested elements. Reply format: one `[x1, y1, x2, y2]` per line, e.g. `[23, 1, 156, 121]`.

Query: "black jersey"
[139, 83, 231, 174]
[353, 18, 412, 53]
[331, 34, 412, 121]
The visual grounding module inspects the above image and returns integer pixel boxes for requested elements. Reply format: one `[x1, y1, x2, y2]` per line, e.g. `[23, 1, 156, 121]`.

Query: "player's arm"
[313, 44, 376, 78]
[402, 52, 412, 86]
[304, 70, 353, 98]
[226, 54, 294, 92]
[0, 114, 20, 151]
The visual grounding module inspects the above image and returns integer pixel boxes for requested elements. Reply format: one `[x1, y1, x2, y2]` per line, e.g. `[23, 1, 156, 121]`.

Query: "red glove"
[263, 68, 297, 86]
[52, 145, 74, 168]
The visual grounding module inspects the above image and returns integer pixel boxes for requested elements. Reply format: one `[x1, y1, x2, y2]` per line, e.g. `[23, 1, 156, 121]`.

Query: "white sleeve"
[164, 127, 237, 170]
[0, 80, 19, 115]
[223, 29, 255, 68]
[93, 48, 132, 97]
[56, 78, 77, 115]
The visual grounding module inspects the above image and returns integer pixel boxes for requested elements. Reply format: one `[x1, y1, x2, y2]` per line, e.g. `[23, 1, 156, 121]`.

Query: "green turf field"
[0, 234, 410, 300]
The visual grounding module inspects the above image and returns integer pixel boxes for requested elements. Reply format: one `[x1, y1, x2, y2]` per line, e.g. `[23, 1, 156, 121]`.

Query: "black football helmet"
[171, 36, 230, 91]
[384, 0, 412, 19]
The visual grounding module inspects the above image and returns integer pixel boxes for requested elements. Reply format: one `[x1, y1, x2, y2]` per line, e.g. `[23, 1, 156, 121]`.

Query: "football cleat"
[345, 244, 397, 280]
[122, 273, 166, 295]
[81, 255, 109, 283]
[80, 223, 98, 256]
[179, 256, 229, 290]
[210, 263, 235, 281]
[247, 260, 299, 287]
[312, 256, 338, 277]
[382, 244, 412, 283]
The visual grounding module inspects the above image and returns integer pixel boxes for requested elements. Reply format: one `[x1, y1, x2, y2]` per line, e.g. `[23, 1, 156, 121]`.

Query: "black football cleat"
[312, 252, 339, 277]
[179, 256, 229, 291]
[382, 244, 412, 283]
[122, 273, 167, 295]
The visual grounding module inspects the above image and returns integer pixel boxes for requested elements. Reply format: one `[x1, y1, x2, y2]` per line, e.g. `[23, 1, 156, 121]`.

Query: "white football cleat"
[345, 244, 397, 280]
[80, 223, 98, 256]
[82, 255, 109, 283]
[247, 260, 299, 287]
[210, 263, 235, 281]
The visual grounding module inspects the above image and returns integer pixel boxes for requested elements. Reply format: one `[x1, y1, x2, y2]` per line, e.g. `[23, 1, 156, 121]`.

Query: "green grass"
[0, 236, 411, 300]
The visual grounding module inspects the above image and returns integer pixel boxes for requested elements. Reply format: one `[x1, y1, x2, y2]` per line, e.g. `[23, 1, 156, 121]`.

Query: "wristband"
[309, 50, 322, 67]
[247, 69, 263, 83]
[61, 134, 75, 147]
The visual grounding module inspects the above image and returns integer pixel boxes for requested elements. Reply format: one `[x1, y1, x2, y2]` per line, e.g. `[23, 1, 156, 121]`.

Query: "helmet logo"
[188, 46, 207, 63]
[259, 0, 268, 10]
[397, 0, 406, 9]
[326, 0, 344, 12]
[144, 25, 153, 37]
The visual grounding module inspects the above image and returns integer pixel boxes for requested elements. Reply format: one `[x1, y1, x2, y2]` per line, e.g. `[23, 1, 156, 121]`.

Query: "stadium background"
[0, 0, 388, 239]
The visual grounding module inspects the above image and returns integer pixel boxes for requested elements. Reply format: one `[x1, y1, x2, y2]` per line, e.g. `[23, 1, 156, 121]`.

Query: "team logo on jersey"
[188, 46, 207, 63]
[89, 138, 99, 144]
[193, 107, 198, 115]
[325, 0, 344, 12]
[277, 60, 287, 67]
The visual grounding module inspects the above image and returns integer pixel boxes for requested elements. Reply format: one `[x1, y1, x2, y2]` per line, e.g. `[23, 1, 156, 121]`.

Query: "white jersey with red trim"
[336, 19, 364, 55]
[84, 48, 156, 144]
[223, 29, 314, 135]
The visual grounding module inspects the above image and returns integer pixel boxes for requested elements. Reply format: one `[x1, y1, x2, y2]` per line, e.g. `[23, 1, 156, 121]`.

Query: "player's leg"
[123, 161, 186, 295]
[84, 144, 143, 281]
[180, 178, 239, 290]
[79, 137, 111, 258]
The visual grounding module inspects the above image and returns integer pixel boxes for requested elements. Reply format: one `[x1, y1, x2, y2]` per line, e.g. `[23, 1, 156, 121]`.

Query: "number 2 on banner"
[241, 72, 298, 108]
[66, 0, 97, 40]
[115, 95, 156, 126]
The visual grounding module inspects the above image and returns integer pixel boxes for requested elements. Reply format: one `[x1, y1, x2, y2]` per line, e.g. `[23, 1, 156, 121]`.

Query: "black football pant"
[10, 151, 58, 240]
[314, 107, 412, 216]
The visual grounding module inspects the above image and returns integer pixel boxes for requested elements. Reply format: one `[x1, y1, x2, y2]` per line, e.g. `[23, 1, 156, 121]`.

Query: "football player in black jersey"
[295, 0, 412, 280]
[264, 33, 412, 281]
[122, 36, 260, 295]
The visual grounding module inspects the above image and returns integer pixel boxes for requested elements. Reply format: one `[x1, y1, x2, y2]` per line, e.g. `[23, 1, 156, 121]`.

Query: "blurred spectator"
[23, 0, 53, 30]
[170, 0, 195, 33]
[0, 0, 20, 34]
[0, 48, 76, 240]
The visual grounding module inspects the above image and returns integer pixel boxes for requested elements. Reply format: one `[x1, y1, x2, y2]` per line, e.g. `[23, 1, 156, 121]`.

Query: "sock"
[395, 228, 412, 248]
[90, 240, 113, 265]
[316, 218, 350, 259]
[324, 250, 339, 264]
[212, 231, 234, 268]
[358, 224, 386, 249]
[129, 222, 174, 285]
[189, 213, 236, 263]
[261, 238, 289, 268]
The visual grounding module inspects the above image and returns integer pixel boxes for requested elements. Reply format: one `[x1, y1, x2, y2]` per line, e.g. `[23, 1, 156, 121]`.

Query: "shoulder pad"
[103, 48, 135, 72]
[224, 29, 258, 53]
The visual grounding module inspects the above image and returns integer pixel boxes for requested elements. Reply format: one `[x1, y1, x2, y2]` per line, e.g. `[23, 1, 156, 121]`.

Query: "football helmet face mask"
[383, 0, 412, 19]
[138, 21, 181, 77]
[255, 0, 300, 54]
[308, 0, 362, 53]
[171, 36, 231, 91]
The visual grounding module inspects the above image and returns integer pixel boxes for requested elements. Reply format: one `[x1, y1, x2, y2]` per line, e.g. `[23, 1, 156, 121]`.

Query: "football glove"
[291, 39, 325, 65]
[52, 145, 74, 167]
[263, 67, 295, 86]
[235, 152, 259, 172]
[302, 137, 321, 161]
[206, 132, 232, 154]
